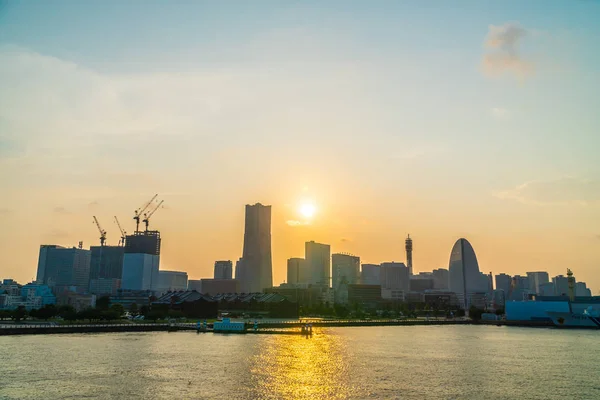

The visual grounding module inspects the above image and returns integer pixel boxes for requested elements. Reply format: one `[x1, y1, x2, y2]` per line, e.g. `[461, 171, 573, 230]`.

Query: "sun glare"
[299, 203, 316, 219]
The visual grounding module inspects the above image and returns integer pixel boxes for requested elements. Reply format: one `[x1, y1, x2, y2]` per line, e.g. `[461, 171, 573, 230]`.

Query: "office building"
[380, 262, 409, 293]
[495, 273, 512, 296]
[432, 268, 449, 290]
[361, 264, 380, 285]
[539, 281, 555, 296]
[188, 279, 202, 292]
[527, 271, 550, 294]
[347, 284, 382, 308]
[89, 245, 124, 294]
[332, 253, 360, 304]
[121, 231, 160, 291]
[88, 278, 121, 296]
[199, 279, 240, 296]
[156, 270, 189, 294]
[409, 277, 434, 292]
[448, 238, 487, 309]
[240, 203, 273, 292]
[510, 275, 531, 301]
[214, 260, 233, 280]
[552, 275, 570, 297]
[36, 245, 91, 290]
[1, 281, 56, 310]
[306, 241, 331, 287]
[287, 258, 307, 285]
[575, 282, 592, 297]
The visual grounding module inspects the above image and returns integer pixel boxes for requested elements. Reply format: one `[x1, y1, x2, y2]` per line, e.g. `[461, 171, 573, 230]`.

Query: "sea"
[1, 325, 598, 399]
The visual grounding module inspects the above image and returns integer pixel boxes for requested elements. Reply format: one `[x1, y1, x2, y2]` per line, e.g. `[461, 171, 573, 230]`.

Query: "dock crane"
[134, 194, 158, 232]
[93, 216, 107, 246]
[114, 216, 127, 246]
[143, 200, 164, 231]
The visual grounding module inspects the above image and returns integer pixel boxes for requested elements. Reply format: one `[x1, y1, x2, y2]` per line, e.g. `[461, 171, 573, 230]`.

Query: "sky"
[0, 1, 599, 291]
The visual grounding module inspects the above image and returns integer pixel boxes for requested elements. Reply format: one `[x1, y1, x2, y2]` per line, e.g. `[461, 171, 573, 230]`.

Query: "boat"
[548, 307, 600, 328]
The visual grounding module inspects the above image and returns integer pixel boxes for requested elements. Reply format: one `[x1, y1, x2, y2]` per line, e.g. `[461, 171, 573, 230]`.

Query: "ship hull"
[547, 312, 600, 328]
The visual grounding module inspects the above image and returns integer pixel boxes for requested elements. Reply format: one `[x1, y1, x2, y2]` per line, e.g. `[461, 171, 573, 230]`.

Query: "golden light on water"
[250, 330, 355, 399]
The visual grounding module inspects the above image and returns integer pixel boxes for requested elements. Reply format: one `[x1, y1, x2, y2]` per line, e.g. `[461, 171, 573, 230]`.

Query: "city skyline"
[1, 2, 599, 291]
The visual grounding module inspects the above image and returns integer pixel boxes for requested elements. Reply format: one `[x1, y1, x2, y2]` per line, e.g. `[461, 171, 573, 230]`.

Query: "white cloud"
[286, 220, 311, 227]
[495, 176, 600, 206]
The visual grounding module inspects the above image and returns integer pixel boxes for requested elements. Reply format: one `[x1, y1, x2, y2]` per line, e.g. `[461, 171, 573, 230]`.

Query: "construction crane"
[134, 194, 158, 232]
[93, 216, 107, 246]
[114, 216, 127, 246]
[143, 200, 164, 231]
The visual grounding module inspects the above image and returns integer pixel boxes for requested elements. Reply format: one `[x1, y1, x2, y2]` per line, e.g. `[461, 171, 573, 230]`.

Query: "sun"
[299, 203, 316, 219]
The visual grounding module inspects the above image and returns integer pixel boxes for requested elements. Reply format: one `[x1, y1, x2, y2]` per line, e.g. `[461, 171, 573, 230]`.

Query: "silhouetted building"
[552, 275, 570, 297]
[410, 277, 434, 292]
[448, 238, 486, 309]
[121, 231, 161, 291]
[575, 282, 592, 297]
[240, 203, 273, 292]
[380, 262, 409, 293]
[36, 245, 91, 290]
[187, 279, 202, 292]
[110, 289, 154, 309]
[306, 241, 331, 287]
[495, 273, 512, 296]
[432, 268, 449, 290]
[214, 260, 233, 280]
[332, 253, 360, 304]
[265, 285, 325, 308]
[89, 278, 121, 296]
[527, 271, 549, 294]
[199, 279, 240, 296]
[212, 292, 298, 318]
[287, 258, 307, 285]
[361, 264, 380, 285]
[89, 245, 124, 294]
[510, 275, 532, 301]
[348, 284, 382, 308]
[153, 291, 218, 319]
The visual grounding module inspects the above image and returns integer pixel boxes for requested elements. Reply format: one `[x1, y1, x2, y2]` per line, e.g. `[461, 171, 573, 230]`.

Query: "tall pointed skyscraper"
[241, 203, 273, 292]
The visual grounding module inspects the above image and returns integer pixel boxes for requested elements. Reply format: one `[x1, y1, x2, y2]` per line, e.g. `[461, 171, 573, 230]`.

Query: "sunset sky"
[1, 1, 599, 291]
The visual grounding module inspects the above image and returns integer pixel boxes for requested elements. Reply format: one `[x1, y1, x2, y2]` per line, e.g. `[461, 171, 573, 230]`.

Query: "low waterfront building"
[264, 285, 325, 308]
[110, 289, 154, 309]
[199, 279, 240, 296]
[212, 292, 298, 318]
[152, 290, 218, 319]
[0, 280, 56, 310]
[56, 291, 96, 312]
[347, 284, 382, 308]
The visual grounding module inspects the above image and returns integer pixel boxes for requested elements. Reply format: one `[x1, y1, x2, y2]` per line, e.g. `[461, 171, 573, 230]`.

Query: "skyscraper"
[448, 238, 486, 309]
[121, 231, 161, 291]
[214, 260, 233, 280]
[361, 264, 380, 285]
[405, 234, 413, 276]
[89, 245, 124, 294]
[332, 253, 360, 303]
[287, 258, 307, 285]
[526, 271, 549, 294]
[305, 241, 331, 287]
[380, 262, 409, 292]
[36, 245, 91, 290]
[241, 203, 273, 292]
[495, 273, 512, 296]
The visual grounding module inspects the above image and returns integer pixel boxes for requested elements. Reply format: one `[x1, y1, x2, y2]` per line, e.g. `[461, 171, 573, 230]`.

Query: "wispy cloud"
[286, 220, 310, 227]
[495, 176, 600, 206]
[53, 206, 70, 214]
[340, 238, 352, 243]
[482, 22, 533, 78]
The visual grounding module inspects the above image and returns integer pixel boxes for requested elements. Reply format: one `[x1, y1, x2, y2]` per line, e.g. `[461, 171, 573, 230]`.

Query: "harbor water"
[1, 325, 598, 399]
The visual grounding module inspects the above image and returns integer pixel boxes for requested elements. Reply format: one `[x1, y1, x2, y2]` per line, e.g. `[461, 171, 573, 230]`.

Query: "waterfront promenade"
[0, 318, 552, 335]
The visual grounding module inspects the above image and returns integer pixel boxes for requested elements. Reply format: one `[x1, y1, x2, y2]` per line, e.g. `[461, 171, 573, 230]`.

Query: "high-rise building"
[552, 275, 570, 297]
[121, 231, 160, 291]
[448, 238, 486, 309]
[432, 268, 449, 290]
[575, 282, 592, 297]
[405, 235, 413, 276]
[89, 245, 124, 294]
[380, 262, 409, 293]
[361, 264, 380, 285]
[332, 253, 360, 304]
[305, 241, 331, 287]
[495, 273, 512, 296]
[214, 260, 233, 280]
[287, 258, 307, 285]
[526, 271, 550, 294]
[510, 275, 531, 301]
[36, 245, 91, 290]
[539, 281, 555, 296]
[240, 203, 273, 292]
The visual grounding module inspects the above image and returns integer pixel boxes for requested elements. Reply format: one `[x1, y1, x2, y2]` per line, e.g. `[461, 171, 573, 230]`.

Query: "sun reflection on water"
[249, 329, 356, 399]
